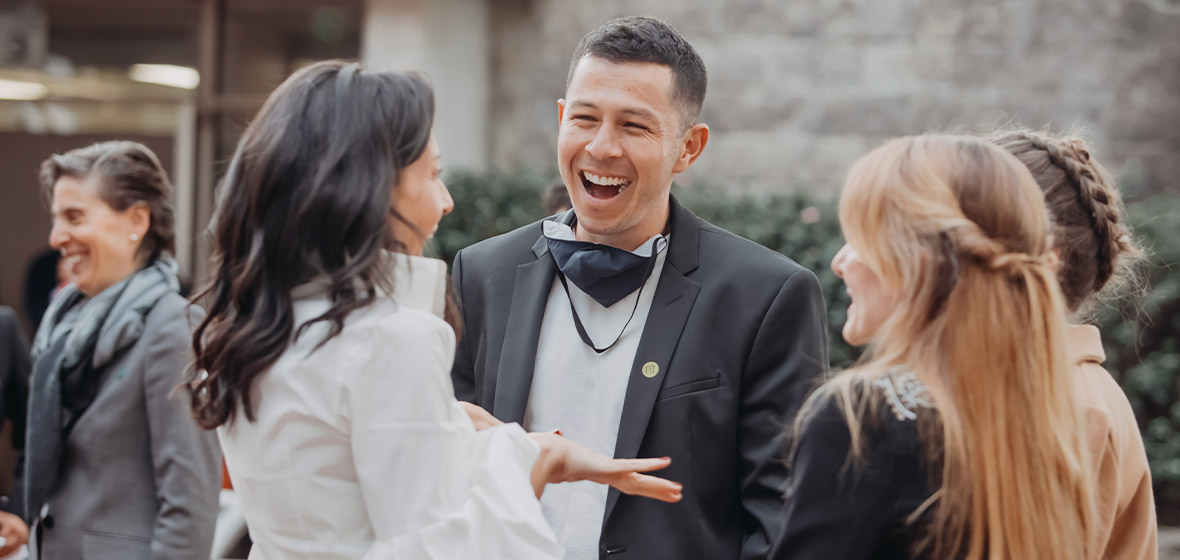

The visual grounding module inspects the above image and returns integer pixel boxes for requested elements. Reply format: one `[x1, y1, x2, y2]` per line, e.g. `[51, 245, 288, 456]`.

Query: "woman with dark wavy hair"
[186, 60, 680, 559]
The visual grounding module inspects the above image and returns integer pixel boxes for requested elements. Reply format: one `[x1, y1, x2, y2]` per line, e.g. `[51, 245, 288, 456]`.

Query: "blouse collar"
[290, 252, 448, 320]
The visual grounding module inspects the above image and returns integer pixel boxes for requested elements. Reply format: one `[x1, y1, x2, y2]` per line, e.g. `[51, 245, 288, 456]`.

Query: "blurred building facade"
[0, 0, 364, 330]
[489, 0, 1180, 196]
[1, 0, 1177, 330]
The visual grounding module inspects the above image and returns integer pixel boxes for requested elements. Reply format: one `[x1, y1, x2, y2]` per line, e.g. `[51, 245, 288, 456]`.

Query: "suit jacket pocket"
[656, 375, 721, 401]
[84, 531, 151, 560]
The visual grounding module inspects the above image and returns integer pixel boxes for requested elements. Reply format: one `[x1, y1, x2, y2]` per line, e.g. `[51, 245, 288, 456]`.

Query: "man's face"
[558, 56, 705, 250]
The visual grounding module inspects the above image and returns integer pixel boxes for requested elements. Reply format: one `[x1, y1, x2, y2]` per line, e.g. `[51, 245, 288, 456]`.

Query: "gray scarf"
[32, 258, 180, 374]
[24, 257, 180, 521]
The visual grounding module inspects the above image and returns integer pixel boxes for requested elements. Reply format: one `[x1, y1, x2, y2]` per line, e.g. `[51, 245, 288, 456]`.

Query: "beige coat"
[1071, 325, 1158, 560]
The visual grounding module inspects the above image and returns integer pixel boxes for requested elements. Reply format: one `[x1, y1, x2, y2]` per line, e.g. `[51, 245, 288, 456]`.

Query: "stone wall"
[488, 0, 1180, 196]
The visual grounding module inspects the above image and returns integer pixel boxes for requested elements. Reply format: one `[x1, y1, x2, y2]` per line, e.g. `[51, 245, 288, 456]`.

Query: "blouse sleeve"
[770, 394, 901, 560]
[342, 311, 562, 560]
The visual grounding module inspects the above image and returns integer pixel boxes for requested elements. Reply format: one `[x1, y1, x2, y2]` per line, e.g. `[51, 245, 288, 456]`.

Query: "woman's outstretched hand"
[459, 401, 682, 503]
[529, 432, 682, 504]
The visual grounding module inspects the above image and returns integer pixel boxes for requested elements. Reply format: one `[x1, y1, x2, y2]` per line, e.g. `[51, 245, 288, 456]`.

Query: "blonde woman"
[990, 129, 1156, 559]
[771, 135, 1095, 559]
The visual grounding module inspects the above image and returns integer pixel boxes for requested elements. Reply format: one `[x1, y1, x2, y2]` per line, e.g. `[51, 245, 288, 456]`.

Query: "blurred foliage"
[1095, 190, 1180, 520]
[428, 169, 549, 266]
[432, 170, 1180, 515]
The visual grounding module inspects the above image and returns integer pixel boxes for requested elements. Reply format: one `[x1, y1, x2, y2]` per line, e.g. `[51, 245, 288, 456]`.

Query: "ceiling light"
[0, 79, 48, 100]
[128, 64, 200, 90]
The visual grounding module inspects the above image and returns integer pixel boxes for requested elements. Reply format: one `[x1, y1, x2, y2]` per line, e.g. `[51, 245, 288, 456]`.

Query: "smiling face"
[558, 56, 708, 251]
[831, 243, 895, 346]
[391, 132, 454, 256]
[49, 175, 148, 297]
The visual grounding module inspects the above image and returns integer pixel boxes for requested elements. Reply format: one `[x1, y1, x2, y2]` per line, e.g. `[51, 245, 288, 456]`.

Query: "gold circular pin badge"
[642, 362, 660, 378]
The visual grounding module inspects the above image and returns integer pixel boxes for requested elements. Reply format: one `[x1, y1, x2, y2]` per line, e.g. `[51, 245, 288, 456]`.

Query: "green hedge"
[432, 170, 1180, 517]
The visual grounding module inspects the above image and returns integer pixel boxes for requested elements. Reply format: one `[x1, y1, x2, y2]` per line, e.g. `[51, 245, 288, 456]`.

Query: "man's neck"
[573, 208, 671, 252]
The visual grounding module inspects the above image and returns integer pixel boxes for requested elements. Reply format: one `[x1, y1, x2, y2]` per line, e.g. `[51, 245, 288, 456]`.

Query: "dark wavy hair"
[187, 60, 435, 429]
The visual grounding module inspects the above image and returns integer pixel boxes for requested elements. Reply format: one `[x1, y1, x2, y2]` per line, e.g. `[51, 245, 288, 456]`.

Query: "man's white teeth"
[585, 171, 630, 188]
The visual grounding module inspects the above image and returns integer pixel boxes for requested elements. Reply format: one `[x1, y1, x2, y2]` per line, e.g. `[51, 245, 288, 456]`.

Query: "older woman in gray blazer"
[21, 141, 220, 559]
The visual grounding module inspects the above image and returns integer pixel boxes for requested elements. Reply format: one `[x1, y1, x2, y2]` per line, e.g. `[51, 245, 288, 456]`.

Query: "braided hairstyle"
[987, 129, 1141, 315]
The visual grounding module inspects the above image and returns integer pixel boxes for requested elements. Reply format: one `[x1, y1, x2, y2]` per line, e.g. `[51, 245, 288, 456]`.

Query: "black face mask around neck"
[543, 222, 667, 353]
[545, 236, 661, 308]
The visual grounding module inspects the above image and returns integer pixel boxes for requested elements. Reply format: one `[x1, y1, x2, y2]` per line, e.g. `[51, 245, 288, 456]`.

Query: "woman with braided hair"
[989, 128, 1155, 559]
[771, 134, 1097, 559]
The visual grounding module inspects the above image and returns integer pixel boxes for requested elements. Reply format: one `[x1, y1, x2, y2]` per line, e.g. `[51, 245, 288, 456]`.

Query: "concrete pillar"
[362, 0, 489, 171]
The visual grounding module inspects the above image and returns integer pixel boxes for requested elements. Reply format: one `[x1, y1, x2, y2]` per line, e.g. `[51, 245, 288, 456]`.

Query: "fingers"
[612, 472, 683, 503]
[548, 441, 683, 503]
[591, 457, 681, 503]
[608, 456, 671, 474]
[0, 512, 29, 555]
[0, 532, 16, 557]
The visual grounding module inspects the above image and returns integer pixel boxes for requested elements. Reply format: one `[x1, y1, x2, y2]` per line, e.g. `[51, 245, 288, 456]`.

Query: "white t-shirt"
[524, 226, 669, 560]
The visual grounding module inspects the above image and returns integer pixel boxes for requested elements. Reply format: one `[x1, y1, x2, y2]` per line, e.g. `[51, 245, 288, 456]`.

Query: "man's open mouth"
[580, 171, 631, 200]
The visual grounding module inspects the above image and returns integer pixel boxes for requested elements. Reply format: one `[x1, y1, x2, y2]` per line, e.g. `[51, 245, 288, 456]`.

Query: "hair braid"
[947, 221, 1054, 278]
[1023, 134, 1127, 290]
[986, 129, 1142, 314]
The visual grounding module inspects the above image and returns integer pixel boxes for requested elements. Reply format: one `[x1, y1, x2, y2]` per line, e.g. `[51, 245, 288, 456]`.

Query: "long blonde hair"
[806, 134, 1095, 559]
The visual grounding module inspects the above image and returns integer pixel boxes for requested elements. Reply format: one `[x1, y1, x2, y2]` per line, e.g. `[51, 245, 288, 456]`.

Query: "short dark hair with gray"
[566, 16, 708, 128]
[40, 141, 177, 263]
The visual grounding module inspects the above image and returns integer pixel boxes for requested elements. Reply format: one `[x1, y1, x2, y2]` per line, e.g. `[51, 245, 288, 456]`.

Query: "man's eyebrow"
[619, 107, 659, 122]
[566, 100, 597, 111]
[567, 100, 659, 122]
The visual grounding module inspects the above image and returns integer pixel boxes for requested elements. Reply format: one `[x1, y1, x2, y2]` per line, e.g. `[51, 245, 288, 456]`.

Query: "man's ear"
[557, 99, 566, 129]
[672, 123, 710, 174]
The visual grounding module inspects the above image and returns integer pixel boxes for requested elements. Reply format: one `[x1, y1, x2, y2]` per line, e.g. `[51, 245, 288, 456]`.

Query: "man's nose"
[585, 126, 623, 160]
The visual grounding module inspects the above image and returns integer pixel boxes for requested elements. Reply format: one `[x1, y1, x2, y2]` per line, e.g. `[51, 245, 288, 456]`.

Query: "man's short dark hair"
[566, 16, 707, 129]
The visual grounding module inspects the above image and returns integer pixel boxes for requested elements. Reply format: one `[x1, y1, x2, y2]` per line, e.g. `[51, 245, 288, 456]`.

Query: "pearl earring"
[130, 233, 140, 241]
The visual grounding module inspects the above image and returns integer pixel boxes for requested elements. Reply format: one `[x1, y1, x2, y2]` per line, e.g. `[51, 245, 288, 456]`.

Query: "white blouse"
[217, 255, 562, 559]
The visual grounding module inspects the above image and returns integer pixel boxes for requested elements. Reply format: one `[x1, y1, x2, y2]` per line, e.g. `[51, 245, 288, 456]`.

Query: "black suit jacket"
[451, 195, 829, 560]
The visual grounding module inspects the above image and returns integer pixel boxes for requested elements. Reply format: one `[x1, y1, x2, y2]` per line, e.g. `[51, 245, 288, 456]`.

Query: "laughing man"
[451, 16, 829, 560]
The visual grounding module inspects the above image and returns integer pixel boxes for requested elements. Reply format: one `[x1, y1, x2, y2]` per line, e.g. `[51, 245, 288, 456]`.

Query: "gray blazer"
[31, 293, 220, 560]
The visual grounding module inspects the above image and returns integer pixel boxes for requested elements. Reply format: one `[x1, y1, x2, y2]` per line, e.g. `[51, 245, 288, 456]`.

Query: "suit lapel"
[603, 195, 702, 523]
[492, 229, 560, 424]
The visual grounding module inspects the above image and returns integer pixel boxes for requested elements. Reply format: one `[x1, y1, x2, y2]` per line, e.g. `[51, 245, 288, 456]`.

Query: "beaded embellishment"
[873, 368, 933, 421]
